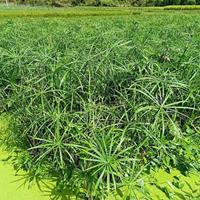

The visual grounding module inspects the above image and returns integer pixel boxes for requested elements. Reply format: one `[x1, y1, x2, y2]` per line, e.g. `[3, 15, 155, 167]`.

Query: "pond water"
[0, 150, 50, 200]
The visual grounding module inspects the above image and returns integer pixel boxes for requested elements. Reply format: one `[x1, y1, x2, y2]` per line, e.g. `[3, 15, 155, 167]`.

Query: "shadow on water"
[11, 172, 90, 200]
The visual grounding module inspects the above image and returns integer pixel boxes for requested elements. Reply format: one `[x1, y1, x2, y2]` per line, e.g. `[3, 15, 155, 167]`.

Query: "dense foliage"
[1, 0, 200, 6]
[0, 12, 200, 199]
[0, 6, 142, 18]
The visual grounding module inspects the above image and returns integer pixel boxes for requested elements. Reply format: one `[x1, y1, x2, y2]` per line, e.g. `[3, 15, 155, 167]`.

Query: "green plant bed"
[0, 9, 200, 199]
[1, 116, 200, 199]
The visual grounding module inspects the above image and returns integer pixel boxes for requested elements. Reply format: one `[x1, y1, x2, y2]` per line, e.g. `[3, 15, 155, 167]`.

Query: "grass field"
[0, 5, 200, 200]
[0, 4, 160, 18]
[1, 4, 200, 18]
[0, 4, 200, 18]
[164, 5, 200, 10]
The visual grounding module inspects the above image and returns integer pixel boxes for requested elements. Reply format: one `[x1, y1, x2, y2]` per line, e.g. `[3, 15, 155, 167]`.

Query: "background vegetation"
[1, 0, 200, 7]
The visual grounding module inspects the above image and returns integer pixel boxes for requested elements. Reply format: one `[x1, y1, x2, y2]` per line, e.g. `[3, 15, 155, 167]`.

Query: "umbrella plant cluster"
[0, 15, 200, 199]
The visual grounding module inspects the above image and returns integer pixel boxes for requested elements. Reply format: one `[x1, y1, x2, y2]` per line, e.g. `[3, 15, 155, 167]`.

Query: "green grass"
[0, 5, 189, 18]
[0, 7, 139, 18]
[164, 5, 200, 10]
[0, 5, 199, 18]
[0, 5, 163, 18]
[0, 6, 200, 200]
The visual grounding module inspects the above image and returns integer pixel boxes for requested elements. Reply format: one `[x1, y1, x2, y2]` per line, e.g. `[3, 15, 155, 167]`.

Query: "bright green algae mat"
[1, 148, 199, 200]
[0, 150, 51, 200]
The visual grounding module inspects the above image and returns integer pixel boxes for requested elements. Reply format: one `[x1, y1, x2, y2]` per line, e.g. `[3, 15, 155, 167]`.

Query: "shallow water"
[0, 150, 50, 200]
